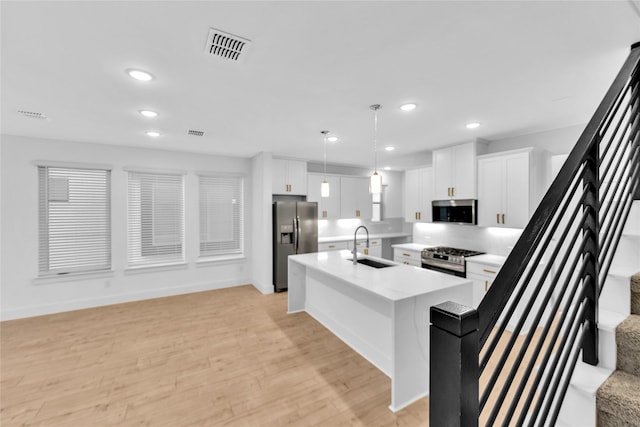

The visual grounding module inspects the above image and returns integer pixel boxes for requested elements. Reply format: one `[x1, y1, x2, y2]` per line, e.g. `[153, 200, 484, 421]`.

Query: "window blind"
[127, 171, 185, 267]
[199, 175, 244, 258]
[38, 166, 111, 275]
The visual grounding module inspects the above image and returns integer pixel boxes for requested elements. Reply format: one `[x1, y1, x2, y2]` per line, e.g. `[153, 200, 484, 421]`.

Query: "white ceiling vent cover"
[205, 28, 251, 62]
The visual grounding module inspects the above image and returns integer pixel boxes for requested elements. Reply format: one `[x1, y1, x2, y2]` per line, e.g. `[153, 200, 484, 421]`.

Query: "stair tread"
[608, 266, 640, 279]
[570, 362, 614, 396]
[597, 371, 640, 425]
[599, 308, 628, 332]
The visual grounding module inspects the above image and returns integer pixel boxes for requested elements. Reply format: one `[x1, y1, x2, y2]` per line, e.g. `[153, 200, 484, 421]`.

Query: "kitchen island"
[287, 250, 472, 412]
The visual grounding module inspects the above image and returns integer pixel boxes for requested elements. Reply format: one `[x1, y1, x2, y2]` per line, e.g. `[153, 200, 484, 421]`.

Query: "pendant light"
[370, 104, 382, 194]
[320, 130, 330, 197]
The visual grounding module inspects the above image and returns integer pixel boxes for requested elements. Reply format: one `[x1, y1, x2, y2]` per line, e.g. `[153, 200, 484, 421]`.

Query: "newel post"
[430, 301, 479, 427]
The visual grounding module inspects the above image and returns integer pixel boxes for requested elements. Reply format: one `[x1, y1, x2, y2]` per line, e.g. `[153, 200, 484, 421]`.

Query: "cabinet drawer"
[466, 262, 501, 277]
[393, 248, 422, 267]
[319, 241, 348, 252]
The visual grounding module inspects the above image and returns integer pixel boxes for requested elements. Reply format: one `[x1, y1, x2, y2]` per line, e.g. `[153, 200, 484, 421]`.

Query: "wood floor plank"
[1, 285, 429, 426]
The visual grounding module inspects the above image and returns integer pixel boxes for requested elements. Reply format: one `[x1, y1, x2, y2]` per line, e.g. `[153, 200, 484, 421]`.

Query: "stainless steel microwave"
[432, 199, 478, 225]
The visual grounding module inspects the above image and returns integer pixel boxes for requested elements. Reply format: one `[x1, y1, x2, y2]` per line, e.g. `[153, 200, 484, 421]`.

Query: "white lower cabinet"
[393, 248, 422, 267]
[318, 241, 348, 252]
[467, 261, 500, 308]
[357, 239, 382, 258]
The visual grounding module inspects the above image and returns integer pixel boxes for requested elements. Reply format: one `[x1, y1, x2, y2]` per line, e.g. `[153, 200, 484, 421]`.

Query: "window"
[38, 166, 111, 276]
[199, 174, 244, 258]
[127, 171, 184, 267]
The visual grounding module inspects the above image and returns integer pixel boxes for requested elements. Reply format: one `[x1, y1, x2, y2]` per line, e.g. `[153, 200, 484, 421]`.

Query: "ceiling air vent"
[204, 28, 251, 62]
[188, 130, 205, 137]
[18, 110, 47, 119]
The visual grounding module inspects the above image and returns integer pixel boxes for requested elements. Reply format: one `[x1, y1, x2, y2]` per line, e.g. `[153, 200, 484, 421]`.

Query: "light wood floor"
[1, 285, 429, 426]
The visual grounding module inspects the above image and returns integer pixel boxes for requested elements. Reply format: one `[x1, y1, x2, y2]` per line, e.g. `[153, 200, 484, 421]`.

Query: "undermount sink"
[348, 258, 397, 269]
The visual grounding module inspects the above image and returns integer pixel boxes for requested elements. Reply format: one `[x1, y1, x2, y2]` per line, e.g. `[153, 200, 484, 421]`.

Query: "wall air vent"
[204, 28, 251, 62]
[188, 130, 205, 137]
[18, 110, 47, 119]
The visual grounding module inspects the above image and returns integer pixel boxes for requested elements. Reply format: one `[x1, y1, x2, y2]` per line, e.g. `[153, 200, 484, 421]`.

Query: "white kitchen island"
[287, 250, 473, 412]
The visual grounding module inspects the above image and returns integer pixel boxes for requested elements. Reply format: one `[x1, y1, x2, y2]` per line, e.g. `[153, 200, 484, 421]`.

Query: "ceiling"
[2, 1, 640, 170]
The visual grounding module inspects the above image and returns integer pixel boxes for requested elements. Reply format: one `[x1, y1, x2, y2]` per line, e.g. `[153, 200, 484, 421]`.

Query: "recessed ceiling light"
[385, 146, 395, 151]
[327, 135, 339, 143]
[400, 103, 417, 112]
[127, 69, 154, 81]
[384, 166, 391, 170]
[146, 131, 160, 137]
[139, 110, 158, 118]
[465, 122, 481, 129]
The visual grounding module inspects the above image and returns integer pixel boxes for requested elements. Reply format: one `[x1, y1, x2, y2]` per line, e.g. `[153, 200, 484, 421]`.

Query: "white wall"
[0, 135, 253, 320]
[251, 152, 273, 294]
[487, 124, 583, 155]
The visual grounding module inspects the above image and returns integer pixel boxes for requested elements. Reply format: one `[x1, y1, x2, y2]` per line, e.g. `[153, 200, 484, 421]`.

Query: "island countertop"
[288, 250, 471, 302]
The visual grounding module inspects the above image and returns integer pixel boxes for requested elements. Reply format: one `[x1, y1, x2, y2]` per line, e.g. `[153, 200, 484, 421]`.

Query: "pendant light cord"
[370, 104, 381, 173]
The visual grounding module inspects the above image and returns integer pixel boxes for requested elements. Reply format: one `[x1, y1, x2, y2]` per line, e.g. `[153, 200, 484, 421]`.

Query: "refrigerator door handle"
[296, 215, 300, 253]
[292, 217, 298, 253]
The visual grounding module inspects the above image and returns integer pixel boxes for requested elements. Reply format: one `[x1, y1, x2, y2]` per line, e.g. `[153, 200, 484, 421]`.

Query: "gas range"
[420, 246, 484, 277]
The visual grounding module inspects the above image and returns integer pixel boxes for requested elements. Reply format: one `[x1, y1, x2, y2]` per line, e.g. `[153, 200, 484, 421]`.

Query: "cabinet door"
[478, 157, 504, 227]
[340, 177, 371, 219]
[433, 147, 454, 199]
[503, 153, 530, 228]
[419, 167, 433, 222]
[452, 143, 477, 199]
[287, 160, 307, 195]
[272, 158, 289, 194]
[404, 169, 422, 222]
[322, 176, 341, 219]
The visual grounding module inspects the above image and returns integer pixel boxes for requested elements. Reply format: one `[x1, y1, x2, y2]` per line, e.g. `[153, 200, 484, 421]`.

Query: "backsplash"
[413, 222, 523, 256]
[319, 217, 411, 238]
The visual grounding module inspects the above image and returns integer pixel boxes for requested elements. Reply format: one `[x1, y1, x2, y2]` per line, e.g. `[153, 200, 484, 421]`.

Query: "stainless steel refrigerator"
[273, 201, 318, 292]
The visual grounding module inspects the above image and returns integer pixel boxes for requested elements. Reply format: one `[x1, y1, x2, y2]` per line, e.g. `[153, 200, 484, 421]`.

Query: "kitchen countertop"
[318, 232, 411, 243]
[391, 243, 433, 252]
[288, 249, 471, 301]
[466, 253, 507, 267]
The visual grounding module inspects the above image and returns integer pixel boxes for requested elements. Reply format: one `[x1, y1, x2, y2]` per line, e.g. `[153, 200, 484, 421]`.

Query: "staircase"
[556, 201, 640, 427]
[596, 272, 640, 426]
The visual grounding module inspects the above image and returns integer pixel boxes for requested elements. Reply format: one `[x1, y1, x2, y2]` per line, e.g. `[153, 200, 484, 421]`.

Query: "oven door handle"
[421, 258, 465, 274]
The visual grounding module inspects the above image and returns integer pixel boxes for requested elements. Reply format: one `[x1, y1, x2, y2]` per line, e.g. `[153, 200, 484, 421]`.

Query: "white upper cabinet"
[404, 167, 433, 223]
[307, 174, 341, 219]
[340, 176, 372, 219]
[478, 148, 547, 228]
[433, 141, 487, 200]
[272, 158, 307, 195]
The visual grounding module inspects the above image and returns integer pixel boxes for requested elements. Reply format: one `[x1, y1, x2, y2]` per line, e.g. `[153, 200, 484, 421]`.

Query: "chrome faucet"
[352, 225, 370, 265]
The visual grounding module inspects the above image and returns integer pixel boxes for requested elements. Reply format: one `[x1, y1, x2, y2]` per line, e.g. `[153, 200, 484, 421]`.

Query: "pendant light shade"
[321, 130, 330, 198]
[370, 171, 382, 194]
[321, 180, 330, 197]
[370, 104, 382, 195]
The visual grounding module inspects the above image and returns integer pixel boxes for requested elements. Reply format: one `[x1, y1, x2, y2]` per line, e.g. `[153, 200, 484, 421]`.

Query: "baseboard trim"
[0, 279, 251, 321]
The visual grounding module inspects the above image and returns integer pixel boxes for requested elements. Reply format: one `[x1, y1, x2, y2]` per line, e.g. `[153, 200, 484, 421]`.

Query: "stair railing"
[430, 41, 640, 427]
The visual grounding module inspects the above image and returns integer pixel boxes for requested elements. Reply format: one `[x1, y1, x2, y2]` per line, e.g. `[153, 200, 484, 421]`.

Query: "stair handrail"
[430, 41, 640, 426]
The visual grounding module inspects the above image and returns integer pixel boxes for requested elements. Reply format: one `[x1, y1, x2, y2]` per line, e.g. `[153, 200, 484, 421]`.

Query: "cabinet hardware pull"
[497, 213, 500, 224]
[448, 187, 451, 197]
[452, 187, 455, 197]
[364, 249, 369, 255]
[483, 269, 496, 274]
[328, 245, 335, 248]
[418, 212, 421, 220]
[502, 213, 505, 224]
[402, 253, 411, 257]
[485, 280, 488, 292]
[415, 212, 418, 220]
[323, 210, 327, 218]
[356, 210, 360, 217]
[372, 241, 378, 244]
